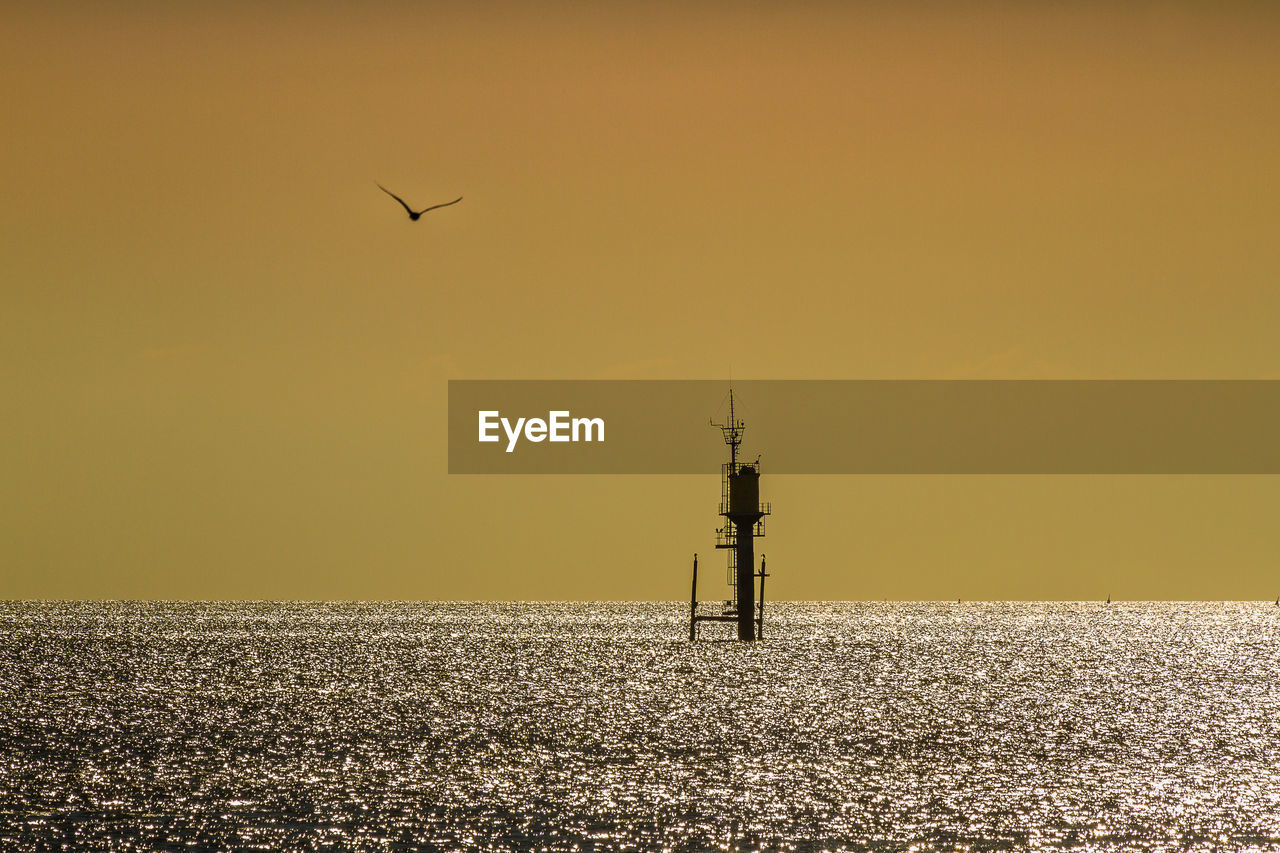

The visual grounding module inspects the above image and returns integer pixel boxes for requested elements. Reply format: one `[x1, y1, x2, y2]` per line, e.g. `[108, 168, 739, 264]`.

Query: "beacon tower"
[690, 389, 771, 641]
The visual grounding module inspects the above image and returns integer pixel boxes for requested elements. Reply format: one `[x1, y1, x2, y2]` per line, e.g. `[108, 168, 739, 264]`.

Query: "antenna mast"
[711, 388, 745, 472]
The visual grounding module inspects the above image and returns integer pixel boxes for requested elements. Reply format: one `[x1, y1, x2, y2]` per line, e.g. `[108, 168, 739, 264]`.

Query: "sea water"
[2, 601, 1278, 851]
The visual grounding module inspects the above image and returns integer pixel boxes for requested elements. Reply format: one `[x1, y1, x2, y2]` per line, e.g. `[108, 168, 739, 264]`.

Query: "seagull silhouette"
[377, 182, 462, 220]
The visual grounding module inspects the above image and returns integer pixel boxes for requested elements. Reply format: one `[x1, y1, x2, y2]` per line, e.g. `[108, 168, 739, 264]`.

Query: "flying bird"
[376, 182, 462, 220]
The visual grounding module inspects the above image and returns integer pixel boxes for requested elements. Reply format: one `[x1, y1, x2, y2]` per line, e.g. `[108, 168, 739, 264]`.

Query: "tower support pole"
[734, 521, 756, 642]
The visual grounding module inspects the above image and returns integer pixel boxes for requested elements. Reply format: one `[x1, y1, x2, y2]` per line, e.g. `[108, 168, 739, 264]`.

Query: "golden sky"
[4, 2, 1280, 599]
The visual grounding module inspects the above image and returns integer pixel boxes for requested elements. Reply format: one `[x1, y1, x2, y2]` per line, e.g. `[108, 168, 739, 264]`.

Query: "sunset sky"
[4, 2, 1280, 599]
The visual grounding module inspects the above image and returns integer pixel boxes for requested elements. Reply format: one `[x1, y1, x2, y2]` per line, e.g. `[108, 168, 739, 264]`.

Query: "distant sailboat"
[1106, 594, 1111, 604]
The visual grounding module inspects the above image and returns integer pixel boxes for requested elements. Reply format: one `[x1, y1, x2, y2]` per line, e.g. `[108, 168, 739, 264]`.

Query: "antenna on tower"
[711, 387, 746, 472]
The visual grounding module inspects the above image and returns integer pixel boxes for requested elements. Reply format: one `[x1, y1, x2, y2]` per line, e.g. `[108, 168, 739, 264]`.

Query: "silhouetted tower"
[690, 389, 771, 641]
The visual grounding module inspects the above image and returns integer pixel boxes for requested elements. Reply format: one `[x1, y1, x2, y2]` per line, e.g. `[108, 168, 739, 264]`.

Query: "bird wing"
[418, 196, 463, 214]
[376, 182, 415, 215]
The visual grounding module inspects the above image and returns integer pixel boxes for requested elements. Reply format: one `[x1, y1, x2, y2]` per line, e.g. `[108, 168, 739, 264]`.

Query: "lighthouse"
[689, 389, 771, 641]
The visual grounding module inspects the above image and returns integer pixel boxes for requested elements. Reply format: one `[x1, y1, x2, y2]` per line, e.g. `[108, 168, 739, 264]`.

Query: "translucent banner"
[447, 380, 1280, 474]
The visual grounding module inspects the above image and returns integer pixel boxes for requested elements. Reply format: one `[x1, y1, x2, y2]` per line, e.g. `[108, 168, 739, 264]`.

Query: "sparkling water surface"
[2, 601, 1279, 851]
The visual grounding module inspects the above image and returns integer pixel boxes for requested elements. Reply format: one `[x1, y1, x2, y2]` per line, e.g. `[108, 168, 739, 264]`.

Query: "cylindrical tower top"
[728, 465, 760, 519]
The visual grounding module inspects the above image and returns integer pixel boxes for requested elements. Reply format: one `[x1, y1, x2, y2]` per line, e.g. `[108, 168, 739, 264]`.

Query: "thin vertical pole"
[689, 553, 698, 641]
[757, 554, 766, 640]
